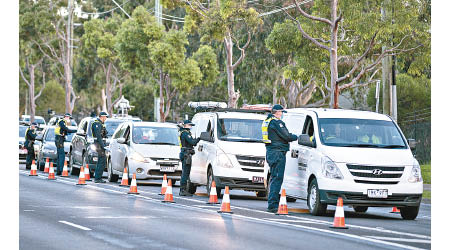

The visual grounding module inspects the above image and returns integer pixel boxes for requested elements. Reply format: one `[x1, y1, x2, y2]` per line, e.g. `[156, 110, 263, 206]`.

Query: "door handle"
[198, 145, 203, 152]
[291, 149, 299, 158]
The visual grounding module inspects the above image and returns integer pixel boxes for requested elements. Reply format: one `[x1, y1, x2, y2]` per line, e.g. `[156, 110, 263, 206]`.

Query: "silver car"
[107, 121, 182, 184]
[36, 126, 76, 171]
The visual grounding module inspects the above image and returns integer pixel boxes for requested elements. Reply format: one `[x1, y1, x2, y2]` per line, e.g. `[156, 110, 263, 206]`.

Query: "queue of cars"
[19, 104, 423, 220]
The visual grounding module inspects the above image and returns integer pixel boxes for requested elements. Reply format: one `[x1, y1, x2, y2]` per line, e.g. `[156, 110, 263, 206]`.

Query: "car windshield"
[45, 128, 74, 142]
[217, 118, 264, 143]
[23, 117, 46, 125]
[105, 121, 124, 138]
[132, 126, 179, 145]
[19, 126, 27, 137]
[318, 118, 407, 148]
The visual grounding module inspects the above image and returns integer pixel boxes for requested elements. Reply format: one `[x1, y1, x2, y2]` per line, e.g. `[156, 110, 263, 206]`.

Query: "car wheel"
[207, 168, 222, 198]
[107, 158, 118, 182]
[186, 180, 197, 194]
[37, 154, 44, 171]
[307, 178, 327, 216]
[400, 206, 420, 220]
[353, 206, 369, 213]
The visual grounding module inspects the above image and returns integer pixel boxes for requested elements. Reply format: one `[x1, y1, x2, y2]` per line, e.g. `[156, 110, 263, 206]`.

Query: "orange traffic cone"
[276, 189, 289, 215]
[84, 164, 91, 181]
[207, 180, 220, 204]
[48, 162, 56, 180]
[128, 173, 139, 194]
[162, 179, 175, 203]
[76, 166, 86, 185]
[330, 197, 348, 229]
[390, 207, 401, 213]
[218, 186, 233, 214]
[61, 161, 69, 177]
[159, 174, 168, 195]
[119, 167, 129, 186]
[29, 160, 37, 176]
[44, 158, 50, 173]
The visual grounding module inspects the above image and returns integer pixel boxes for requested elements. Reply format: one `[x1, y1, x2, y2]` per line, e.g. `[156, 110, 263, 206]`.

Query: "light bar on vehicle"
[241, 104, 272, 111]
[188, 101, 228, 109]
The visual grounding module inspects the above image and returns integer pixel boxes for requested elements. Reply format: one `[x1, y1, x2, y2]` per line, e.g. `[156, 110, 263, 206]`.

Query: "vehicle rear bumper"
[319, 189, 422, 207]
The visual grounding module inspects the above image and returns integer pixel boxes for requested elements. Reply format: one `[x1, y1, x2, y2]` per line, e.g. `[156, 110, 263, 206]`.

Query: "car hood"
[132, 144, 180, 158]
[43, 141, 71, 153]
[217, 140, 266, 157]
[319, 146, 415, 166]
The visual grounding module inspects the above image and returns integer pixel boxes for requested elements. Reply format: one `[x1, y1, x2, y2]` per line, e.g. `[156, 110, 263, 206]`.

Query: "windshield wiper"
[139, 142, 177, 145]
[338, 144, 381, 148]
[378, 145, 406, 148]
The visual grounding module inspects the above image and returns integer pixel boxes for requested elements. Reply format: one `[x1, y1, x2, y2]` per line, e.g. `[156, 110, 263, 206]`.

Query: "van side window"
[196, 117, 209, 138]
[302, 116, 315, 141]
[283, 114, 305, 136]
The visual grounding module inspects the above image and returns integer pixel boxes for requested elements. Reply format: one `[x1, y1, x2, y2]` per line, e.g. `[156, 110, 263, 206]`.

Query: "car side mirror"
[117, 138, 126, 144]
[408, 138, 417, 151]
[199, 132, 213, 142]
[298, 134, 315, 148]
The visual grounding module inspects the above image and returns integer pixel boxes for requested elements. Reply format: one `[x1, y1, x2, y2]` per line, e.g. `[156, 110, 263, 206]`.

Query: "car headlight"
[408, 161, 423, 183]
[321, 156, 343, 180]
[43, 148, 56, 154]
[89, 144, 96, 151]
[217, 151, 233, 168]
[130, 151, 149, 163]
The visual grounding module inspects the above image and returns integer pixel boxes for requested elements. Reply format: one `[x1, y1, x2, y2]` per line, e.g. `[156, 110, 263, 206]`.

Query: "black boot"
[179, 185, 193, 196]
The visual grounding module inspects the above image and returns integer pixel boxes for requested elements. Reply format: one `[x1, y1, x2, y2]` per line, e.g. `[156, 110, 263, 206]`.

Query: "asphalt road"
[19, 164, 431, 250]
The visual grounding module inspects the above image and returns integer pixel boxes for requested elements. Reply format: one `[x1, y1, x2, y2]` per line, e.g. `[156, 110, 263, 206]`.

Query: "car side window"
[77, 120, 86, 134]
[191, 116, 200, 137]
[302, 116, 315, 138]
[123, 125, 130, 142]
[113, 124, 123, 139]
[196, 117, 209, 138]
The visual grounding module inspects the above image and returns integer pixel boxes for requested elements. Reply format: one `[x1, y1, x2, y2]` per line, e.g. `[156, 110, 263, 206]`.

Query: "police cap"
[183, 120, 195, 126]
[99, 111, 109, 117]
[31, 122, 38, 126]
[271, 104, 287, 113]
[64, 113, 72, 118]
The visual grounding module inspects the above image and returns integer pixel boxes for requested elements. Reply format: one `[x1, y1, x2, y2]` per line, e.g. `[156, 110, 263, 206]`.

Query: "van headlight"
[408, 161, 423, 183]
[321, 157, 343, 180]
[217, 151, 233, 168]
[130, 151, 149, 163]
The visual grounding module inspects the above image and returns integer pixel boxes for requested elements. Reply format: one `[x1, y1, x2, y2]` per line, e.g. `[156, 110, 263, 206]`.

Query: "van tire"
[353, 206, 368, 213]
[400, 206, 420, 220]
[307, 178, 327, 216]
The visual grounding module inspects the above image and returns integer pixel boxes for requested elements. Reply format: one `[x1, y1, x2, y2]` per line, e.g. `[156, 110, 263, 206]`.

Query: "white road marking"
[23, 210, 35, 212]
[21, 170, 430, 249]
[365, 236, 431, 244]
[59, 220, 92, 231]
[85, 216, 153, 219]
[264, 218, 327, 225]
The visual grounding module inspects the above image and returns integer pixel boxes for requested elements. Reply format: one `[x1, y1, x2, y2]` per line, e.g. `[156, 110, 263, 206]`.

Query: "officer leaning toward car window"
[25, 122, 38, 170]
[92, 112, 108, 183]
[262, 105, 298, 213]
[179, 120, 201, 196]
[55, 113, 77, 175]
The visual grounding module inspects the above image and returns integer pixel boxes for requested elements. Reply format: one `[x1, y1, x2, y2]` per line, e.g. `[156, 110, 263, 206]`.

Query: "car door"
[281, 113, 306, 199]
[197, 116, 215, 185]
[190, 115, 208, 184]
[74, 119, 87, 165]
[117, 124, 131, 172]
[110, 123, 125, 171]
[296, 115, 317, 199]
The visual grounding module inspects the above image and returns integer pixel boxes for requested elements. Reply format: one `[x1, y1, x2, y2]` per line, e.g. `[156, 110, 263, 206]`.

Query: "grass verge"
[421, 164, 431, 184]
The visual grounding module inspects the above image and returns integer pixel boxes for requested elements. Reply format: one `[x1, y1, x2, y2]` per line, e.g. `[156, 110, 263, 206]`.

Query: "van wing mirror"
[298, 134, 315, 147]
[407, 138, 417, 151]
[117, 138, 126, 144]
[199, 132, 213, 142]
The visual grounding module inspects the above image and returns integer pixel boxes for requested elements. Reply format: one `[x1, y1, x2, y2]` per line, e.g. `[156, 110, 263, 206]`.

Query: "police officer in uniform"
[262, 105, 298, 213]
[55, 113, 77, 175]
[92, 112, 108, 183]
[25, 122, 38, 170]
[179, 120, 200, 196]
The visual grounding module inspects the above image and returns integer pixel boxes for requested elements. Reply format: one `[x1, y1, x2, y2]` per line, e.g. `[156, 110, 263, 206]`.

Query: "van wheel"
[107, 158, 118, 182]
[207, 168, 222, 198]
[400, 206, 420, 220]
[307, 178, 327, 216]
[353, 206, 368, 213]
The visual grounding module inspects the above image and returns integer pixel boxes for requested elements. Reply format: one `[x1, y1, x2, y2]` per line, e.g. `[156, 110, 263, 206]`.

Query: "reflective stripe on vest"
[54, 119, 68, 136]
[261, 117, 275, 144]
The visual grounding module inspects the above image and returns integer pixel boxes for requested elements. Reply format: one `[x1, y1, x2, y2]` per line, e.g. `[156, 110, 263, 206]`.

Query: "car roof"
[132, 122, 178, 128]
[195, 111, 266, 120]
[286, 108, 392, 121]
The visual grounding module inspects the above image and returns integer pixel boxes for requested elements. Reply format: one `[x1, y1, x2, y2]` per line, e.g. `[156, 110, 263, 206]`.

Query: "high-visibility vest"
[55, 119, 68, 136]
[261, 117, 275, 144]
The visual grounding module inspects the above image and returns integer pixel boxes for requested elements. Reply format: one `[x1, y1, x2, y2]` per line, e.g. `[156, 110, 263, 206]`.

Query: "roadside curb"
[422, 198, 431, 204]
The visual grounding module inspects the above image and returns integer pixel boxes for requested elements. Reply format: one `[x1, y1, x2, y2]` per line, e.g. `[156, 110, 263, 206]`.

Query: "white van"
[188, 110, 268, 197]
[264, 108, 423, 220]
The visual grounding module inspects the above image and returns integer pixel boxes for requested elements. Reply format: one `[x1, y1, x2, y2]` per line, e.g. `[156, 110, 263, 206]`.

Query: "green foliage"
[35, 80, 66, 114]
[122, 82, 155, 121]
[192, 45, 219, 86]
[421, 164, 431, 184]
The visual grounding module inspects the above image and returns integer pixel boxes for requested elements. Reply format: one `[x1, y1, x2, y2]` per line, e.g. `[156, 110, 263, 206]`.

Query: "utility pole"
[66, 0, 73, 114]
[381, 1, 392, 115]
[391, 1, 398, 122]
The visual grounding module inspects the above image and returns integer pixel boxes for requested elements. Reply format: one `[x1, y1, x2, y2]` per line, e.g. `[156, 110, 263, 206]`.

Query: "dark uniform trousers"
[55, 135, 65, 174]
[95, 142, 106, 180]
[25, 145, 35, 169]
[266, 150, 287, 210]
[180, 149, 193, 187]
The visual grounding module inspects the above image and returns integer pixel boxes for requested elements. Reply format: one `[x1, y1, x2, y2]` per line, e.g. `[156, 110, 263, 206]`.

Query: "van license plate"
[252, 176, 264, 183]
[367, 189, 388, 198]
[160, 166, 176, 172]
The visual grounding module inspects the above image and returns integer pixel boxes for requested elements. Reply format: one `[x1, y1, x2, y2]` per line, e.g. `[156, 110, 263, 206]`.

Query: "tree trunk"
[330, 0, 339, 109]
[272, 78, 278, 105]
[29, 65, 36, 123]
[101, 88, 107, 112]
[159, 69, 165, 122]
[64, 62, 72, 114]
[224, 35, 239, 108]
[105, 63, 113, 115]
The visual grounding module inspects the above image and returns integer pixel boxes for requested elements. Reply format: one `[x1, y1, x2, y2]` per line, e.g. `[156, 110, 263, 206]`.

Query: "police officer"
[179, 120, 200, 196]
[24, 122, 38, 170]
[55, 113, 77, 175]
[262, 105, 298, 213]
[92, 112, 108, 183]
